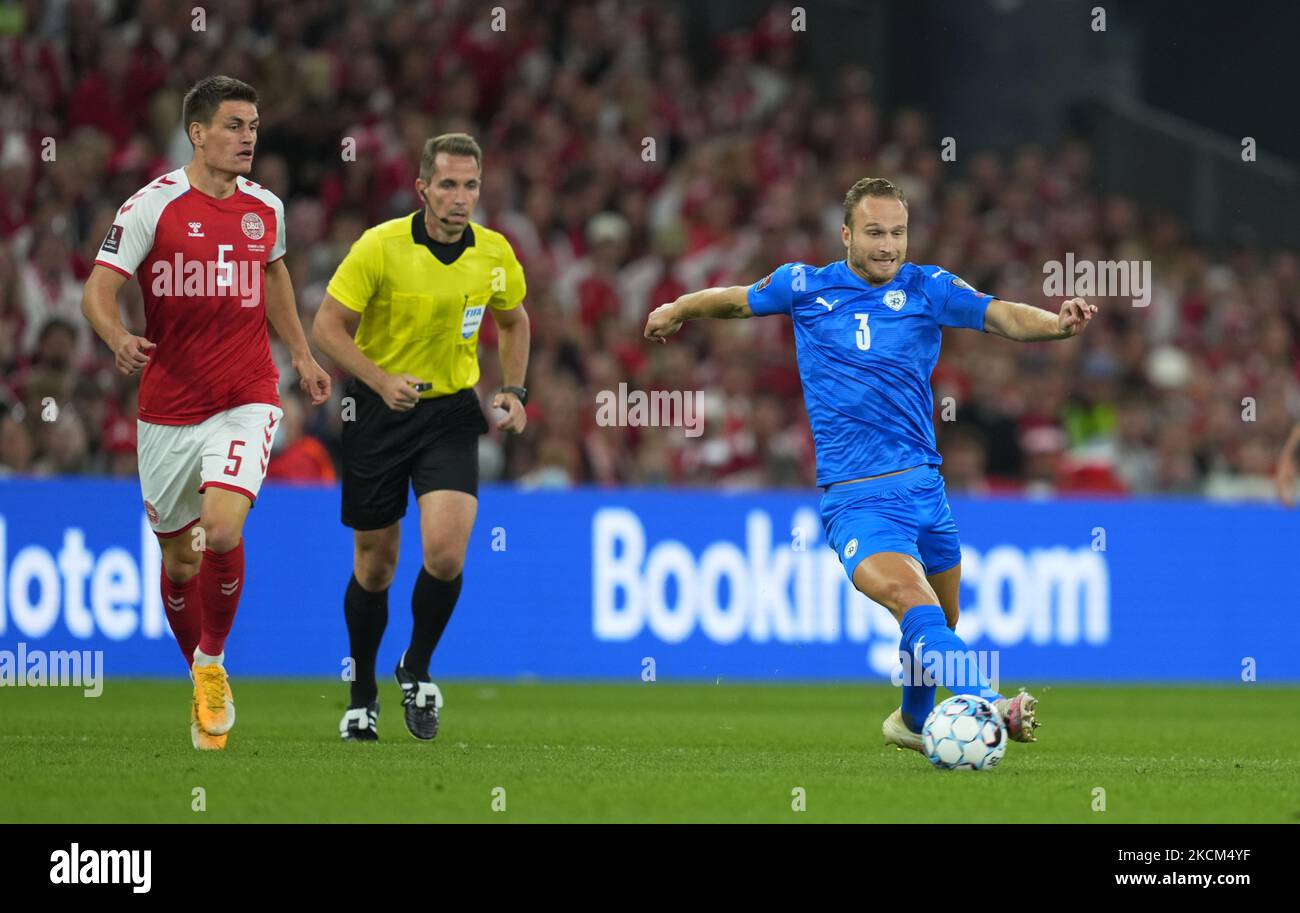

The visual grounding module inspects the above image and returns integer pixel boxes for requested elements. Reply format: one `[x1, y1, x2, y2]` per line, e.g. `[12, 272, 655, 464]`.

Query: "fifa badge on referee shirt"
[460, 293, 486, 339]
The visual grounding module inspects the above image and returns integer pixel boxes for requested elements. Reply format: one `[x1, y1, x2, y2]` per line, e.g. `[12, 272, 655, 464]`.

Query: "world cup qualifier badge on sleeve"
[101, 225, 123, 254]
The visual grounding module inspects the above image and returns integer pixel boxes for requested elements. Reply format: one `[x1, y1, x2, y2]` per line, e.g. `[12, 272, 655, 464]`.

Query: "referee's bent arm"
[489, 302, 530, 433]
[312, 293, 420, 411]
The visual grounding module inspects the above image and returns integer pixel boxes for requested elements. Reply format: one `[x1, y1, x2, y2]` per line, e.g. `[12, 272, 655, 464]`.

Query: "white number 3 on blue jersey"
[854, 313, 871, 351]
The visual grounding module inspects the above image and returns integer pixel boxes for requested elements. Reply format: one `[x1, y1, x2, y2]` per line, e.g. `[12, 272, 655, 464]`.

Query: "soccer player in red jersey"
[81, 76, 331, 750]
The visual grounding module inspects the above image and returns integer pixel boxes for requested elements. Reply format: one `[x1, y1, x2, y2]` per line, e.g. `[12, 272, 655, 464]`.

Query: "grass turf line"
[1, 681, 1296, 823]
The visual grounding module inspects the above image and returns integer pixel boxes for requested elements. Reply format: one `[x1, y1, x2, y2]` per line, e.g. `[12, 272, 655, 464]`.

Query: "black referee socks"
[404, 568, 463, 680]
[344, 574, 389, 708]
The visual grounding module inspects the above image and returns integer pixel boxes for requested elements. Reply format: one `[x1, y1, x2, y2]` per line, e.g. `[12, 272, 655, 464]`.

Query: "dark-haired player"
[82, 75, 331, 750]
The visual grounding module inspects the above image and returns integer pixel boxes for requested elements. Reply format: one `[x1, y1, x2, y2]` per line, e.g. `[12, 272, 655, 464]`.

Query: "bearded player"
[81, 76, 331, 750]
[645, 178, 1097, 756]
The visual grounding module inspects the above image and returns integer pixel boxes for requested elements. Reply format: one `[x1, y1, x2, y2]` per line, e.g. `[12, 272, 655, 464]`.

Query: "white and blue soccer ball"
[922, 695, 1007, 771]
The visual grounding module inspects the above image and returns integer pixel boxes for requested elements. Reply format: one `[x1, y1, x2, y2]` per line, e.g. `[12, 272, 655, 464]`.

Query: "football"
[922, 695, 1008, 771]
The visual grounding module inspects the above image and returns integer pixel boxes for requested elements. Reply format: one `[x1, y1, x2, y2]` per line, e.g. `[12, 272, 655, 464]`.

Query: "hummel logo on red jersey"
[188, 222, 204, 238]
[219, 580, 239, 596]
[166, 595, 185, 613]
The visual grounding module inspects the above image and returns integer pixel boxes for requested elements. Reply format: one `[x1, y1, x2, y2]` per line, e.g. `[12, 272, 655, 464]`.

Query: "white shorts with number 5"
[137, 402, 284, 539]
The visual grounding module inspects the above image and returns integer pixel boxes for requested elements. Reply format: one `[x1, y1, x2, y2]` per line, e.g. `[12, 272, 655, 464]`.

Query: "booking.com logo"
[591, 507, 1110, 675]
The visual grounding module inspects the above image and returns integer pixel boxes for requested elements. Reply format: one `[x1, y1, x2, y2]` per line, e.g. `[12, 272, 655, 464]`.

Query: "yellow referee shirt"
[326, 213, 526, 397]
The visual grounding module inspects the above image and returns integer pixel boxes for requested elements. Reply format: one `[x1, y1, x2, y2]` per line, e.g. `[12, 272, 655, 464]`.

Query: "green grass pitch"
[2, 681, 1297, 823]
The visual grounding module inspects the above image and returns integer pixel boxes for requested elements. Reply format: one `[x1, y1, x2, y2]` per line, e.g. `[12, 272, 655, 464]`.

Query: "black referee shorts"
[340, 378, 488, 531]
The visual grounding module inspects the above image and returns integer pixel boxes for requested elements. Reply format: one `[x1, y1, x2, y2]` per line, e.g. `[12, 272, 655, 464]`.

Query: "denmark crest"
[241, 212, 265, 240]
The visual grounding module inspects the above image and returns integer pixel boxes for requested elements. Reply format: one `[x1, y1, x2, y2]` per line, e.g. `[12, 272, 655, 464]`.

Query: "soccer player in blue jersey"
[644, 177, 1097, 754]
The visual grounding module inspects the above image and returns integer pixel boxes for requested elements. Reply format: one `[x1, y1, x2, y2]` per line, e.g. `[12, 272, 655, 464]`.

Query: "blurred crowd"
[2, 0, 1298, 497]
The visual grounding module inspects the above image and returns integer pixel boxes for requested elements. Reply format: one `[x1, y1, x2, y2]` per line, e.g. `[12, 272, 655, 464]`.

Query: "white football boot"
[882, 708, 924, 754]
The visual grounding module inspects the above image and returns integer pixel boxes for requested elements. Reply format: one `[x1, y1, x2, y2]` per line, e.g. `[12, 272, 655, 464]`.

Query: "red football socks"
[198, 539, 245, 657]
[161, 569, 201, 666]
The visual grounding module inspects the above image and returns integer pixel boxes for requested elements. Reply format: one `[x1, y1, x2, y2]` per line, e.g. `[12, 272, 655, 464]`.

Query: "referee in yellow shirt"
[312, 133, 530, 742]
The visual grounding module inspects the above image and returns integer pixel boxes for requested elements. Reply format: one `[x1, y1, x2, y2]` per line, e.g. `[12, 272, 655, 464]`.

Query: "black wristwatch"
[499, 385, 528, 406]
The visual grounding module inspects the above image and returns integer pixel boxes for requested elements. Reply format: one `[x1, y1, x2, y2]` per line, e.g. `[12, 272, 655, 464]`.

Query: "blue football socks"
[897, 604, 1003, 732]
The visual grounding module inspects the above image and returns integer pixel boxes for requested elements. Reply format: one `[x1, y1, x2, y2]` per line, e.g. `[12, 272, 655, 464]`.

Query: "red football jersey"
[94, 167, 285, 425]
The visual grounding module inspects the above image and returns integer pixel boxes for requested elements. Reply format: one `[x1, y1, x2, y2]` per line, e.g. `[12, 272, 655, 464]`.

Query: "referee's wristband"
[498, 385, 528, 406]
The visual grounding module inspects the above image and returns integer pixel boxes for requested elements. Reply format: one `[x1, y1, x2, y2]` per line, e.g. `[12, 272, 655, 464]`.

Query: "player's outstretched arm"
[265, 259, 331, 405]
[984, 297, 1097, 341]
[1275, 422, 1300, 507]
[81, 264, 155, 376]
[643, 286, 752, 344]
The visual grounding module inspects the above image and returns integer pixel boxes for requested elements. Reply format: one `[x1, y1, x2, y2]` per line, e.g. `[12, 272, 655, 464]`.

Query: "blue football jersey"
[747, 260, 992, 486]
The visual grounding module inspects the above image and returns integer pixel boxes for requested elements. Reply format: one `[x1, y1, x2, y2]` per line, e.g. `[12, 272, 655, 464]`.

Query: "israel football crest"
[884, 289, 907, 311]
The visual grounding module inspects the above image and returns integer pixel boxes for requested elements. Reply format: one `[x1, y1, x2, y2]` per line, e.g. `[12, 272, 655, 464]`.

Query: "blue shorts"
[819, 465, 963, 582]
